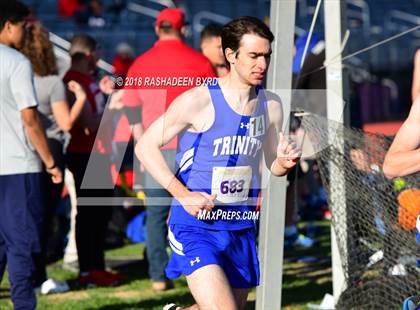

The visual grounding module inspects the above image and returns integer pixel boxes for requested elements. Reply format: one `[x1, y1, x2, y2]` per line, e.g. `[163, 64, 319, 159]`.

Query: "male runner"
[122, 8, 216, 292]
[136, 16, 300, 309]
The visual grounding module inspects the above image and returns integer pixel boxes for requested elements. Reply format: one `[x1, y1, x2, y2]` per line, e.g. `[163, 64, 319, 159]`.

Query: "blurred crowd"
[59, 0, 126, 27]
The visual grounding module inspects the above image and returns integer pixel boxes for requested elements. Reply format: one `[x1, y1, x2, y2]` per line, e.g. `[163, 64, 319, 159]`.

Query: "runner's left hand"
[276, 132, 301, 169]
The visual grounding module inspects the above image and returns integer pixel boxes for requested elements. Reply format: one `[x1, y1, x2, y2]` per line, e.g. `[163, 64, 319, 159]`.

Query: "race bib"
[248, 115, 265, 137]
[211, 166, 252, 204]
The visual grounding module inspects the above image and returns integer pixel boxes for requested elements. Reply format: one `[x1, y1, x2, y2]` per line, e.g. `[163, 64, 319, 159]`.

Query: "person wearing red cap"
[121, 7, 216, 292]
[156, 7, 185, 31]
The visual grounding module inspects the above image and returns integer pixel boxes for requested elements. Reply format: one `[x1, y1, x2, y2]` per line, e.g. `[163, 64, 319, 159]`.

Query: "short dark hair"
[0, 1, 30, 31]
[158, 21, 180, 35]
[200, 23, 223, 43]
[221, 16, 274, 67]
[69, 33, 97, 56]
[71, 52, 88, 64]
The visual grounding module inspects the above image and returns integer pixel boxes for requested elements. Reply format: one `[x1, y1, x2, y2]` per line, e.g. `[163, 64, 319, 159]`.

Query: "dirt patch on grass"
[111, 290, 144, 299]
[45, 291, 90, 302]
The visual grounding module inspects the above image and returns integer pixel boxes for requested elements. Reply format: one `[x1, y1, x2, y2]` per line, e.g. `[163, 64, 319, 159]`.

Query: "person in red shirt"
[121, 7, 216, 292]
[63, 34, 121, 287]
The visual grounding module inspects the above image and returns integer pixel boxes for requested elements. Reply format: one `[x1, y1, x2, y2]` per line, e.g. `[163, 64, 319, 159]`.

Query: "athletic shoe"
[78, 270, 120, 287]
[163, 303, 181, 310]
[38, 279, 70, 295]
[403, 295, 420, 310]
[102, 270, 123, 283]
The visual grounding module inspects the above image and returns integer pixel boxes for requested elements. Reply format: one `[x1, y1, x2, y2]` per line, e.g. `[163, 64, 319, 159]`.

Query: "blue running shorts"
[166, 224, 259, 288]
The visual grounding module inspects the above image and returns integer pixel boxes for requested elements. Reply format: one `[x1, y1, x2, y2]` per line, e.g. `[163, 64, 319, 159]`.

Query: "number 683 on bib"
[211, 166, 252, 204]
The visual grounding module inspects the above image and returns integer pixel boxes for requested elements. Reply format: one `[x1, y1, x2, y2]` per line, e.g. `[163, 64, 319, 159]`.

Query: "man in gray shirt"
[0, 2, 62, 309]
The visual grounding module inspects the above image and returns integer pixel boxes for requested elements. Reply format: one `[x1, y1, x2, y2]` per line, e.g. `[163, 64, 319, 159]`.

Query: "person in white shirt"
[0, 2, 62, 309]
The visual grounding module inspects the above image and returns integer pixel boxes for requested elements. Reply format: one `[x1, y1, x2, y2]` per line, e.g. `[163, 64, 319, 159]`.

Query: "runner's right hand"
[178, 191, 216, 217]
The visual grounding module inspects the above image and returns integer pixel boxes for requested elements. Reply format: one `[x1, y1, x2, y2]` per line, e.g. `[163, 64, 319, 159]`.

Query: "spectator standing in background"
[0, 2, 62, 308]
[19, 21, 87, 294]
[122, 7, 216, 292]
[63, 33, 120, 287]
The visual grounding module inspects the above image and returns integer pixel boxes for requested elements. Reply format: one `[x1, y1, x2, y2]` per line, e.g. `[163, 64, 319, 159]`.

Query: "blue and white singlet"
[168, 81, 269, 230]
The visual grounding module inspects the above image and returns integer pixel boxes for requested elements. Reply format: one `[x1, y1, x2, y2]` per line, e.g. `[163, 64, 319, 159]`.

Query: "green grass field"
[0, 221, 332, 309]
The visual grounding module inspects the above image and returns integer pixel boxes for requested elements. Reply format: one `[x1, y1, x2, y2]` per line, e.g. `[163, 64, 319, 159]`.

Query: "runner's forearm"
[135, 141, 189, 198]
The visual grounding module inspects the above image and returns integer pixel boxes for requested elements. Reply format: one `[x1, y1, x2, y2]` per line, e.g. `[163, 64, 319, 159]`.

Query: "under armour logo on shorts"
[190, 257, 200, 266]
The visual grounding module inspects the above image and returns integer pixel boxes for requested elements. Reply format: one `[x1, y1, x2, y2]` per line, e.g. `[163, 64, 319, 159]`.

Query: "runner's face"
[234, 34, 271, 85]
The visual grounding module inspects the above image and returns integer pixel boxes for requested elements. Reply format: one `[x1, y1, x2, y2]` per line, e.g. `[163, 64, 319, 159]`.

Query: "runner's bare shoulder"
[171, 85, 212, 112]
[168, 85, 213, 132]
